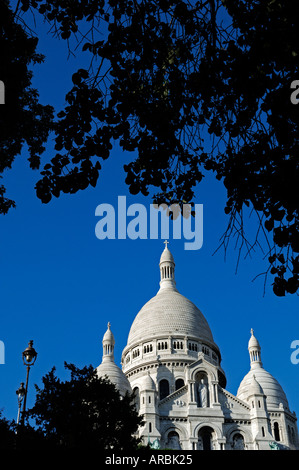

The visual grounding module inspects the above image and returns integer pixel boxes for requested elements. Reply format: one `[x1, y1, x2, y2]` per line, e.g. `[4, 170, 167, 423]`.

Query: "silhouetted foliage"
[0, 411, 16, 449]
[0, 0, 54, 214]
[2, 0, 299, 295]
[26, 362, 143, 450]
[0, 364, 142, 449]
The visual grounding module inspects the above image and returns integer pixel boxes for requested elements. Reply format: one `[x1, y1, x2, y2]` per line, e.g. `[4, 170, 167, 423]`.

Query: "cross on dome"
[164, 240, 169, 249]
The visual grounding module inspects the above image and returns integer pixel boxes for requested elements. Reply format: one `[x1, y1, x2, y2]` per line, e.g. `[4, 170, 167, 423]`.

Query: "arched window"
[166, 431, 181, 450]
[175, 378, 185, 390]
[198, 426, 214, 450]
[274, 422, 280, 441]
[133, 387, 140, 412]
[232, 433, 245, 450]
[159, 379, 169, 400]
[291, 427, 295, 445]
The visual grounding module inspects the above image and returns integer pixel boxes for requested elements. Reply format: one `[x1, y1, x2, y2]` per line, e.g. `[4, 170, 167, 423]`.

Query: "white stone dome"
[248, 331, 260, 349]
[103, 323, 115, 344]
[143, 371, 156, 391]
[127, 287, 215, 347]
[237, 329, 289, 409]
[96, 360, 132, 396]
[126, 244, 219, 354]
[96, 322, 132, 396]
[160, 246, 175, 264]
[237, 368, 289, 409]
[247, 374, 264, 397]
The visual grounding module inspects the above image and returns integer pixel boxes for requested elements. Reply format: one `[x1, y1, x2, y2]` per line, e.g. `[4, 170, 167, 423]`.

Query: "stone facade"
[97, 245, 299, 450]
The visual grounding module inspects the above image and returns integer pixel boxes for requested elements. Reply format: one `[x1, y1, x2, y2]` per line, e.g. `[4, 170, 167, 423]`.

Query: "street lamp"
[16, 382, 25, 426]
[21, 340, 37, 425]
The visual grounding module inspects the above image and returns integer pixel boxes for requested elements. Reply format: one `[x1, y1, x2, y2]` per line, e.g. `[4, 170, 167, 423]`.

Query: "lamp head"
[22, 340, 37, 366]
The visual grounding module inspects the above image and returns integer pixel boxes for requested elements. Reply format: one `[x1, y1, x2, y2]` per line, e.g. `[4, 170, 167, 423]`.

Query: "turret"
[159, 240, 177, 291]
[248, 329, 262, 369]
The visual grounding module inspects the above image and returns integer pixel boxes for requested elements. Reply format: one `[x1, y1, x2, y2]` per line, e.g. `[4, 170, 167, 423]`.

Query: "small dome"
[237, 368, 289, 409]
[248, 329, 260, 349]
[97, 322, 131, 396]
[143, 372, 156, 391]
[248, 375, 264, 396]
[160, 246, 175, 264]
[103, 322, 115, 344]
[238, 329, 289, 409]
[96, 361, 132, 396]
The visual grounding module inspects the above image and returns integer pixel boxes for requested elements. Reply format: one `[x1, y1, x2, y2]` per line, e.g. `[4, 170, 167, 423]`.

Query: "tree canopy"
[0, 362, 143, 449]
[26, 362, 143, 450]
[0, 0, 54, 214]
[1, 0, 298, 295]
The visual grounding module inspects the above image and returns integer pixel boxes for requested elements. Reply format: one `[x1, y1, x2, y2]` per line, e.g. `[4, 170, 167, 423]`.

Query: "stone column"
[211, 380, 220, 405]
[189, 380, 196, 403]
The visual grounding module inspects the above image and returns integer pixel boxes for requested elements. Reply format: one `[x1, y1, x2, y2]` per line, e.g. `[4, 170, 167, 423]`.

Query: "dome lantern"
[248, 328, 262, 369]
[159, 240, 176, 291]
[102, 322, 115, 362]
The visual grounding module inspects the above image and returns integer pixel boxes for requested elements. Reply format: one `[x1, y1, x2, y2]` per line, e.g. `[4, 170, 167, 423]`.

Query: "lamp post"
[21, 340, 37, 425]
[16, 382, 25, 426]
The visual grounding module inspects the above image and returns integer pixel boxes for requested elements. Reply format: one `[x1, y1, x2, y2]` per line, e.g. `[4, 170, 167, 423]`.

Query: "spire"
[159, 241, 176, 291]
[102, 322, 115, 362]
[248, 328, 262, 370]
[249, 374, 264, 396]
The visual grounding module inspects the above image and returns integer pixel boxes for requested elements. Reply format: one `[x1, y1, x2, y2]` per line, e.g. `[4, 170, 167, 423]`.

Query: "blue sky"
[0, 9, 298, 423]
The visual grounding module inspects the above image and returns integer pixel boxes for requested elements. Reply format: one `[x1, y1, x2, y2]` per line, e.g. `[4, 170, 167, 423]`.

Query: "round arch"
[132, 386, 140, 412]
[158, 378, 170, 400]
[225, 428, 248, 450]
[197, 426, 217, 450]
[162, 423, 188, 450]
[190, 366, 217, 382]
[193, 422, 223, 450]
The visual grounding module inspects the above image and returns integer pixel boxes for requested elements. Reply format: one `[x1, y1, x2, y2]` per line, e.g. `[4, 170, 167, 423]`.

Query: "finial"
[164, 240, 169, 249]
[108, 321, 111, 329]
[250, 328, 254, 336]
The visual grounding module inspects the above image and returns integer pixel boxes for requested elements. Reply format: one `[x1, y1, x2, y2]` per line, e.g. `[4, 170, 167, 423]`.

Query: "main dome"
[127, 288, 214, 346]
[126, 243, 218, 352]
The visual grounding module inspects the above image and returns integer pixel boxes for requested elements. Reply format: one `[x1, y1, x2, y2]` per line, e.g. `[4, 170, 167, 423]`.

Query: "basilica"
[96, 244, 299, 450]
